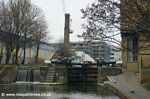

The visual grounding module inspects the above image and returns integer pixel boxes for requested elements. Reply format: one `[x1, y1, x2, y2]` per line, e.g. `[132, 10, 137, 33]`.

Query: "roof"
[75, 51, 95, 62]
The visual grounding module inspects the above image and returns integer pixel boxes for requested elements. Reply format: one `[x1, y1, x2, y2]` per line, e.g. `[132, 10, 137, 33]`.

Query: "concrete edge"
[0, 82, 64, 85]
[104, 76, 132, 99]
[104, 82, 131, 99]
[37, 82, 63, 85]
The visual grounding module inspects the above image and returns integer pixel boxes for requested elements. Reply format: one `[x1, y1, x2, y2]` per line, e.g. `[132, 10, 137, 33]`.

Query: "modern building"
[109, 45, 122, 63]
[70, 40, 102, 60]
[70, 42, 85, 52]
[102, 42, 111, 62]
[70, 40, 120, 62]
[87, 40, 103, 60]
[29, 42, 56, 64]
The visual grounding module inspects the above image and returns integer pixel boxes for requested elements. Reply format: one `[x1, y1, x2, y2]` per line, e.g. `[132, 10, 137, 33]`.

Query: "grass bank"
[143, 82, 150, 91]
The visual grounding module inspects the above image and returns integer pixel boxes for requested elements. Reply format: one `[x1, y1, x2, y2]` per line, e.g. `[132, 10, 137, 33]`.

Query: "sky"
[32, 0, 94, 43]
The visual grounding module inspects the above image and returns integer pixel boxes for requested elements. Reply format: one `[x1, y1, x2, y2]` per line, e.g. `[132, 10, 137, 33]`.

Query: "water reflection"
[0, 83, 120, 99]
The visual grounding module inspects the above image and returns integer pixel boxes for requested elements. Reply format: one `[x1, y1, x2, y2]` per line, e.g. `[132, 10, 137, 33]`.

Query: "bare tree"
[21, 5, 47, 64]
[56, 39, 72, 61]
[31, 14, 49, 64]
[0, 1, 14, 64]
[81, 0, 120, 44]
[0, 0, 49, 64]
[81, 0, 150, 53]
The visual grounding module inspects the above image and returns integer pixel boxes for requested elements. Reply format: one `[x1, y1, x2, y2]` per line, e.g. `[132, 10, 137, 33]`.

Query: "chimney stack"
[64, 13, 70, 45]
[63, 13, 70, 56]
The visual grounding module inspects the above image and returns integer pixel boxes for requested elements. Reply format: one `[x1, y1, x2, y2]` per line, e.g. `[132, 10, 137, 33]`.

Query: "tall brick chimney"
[63, 13, 70, 57]
[64, 13, 70, 45]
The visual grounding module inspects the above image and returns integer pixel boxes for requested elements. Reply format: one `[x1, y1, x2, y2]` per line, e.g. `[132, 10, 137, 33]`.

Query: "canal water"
[0, 83, 120, 99]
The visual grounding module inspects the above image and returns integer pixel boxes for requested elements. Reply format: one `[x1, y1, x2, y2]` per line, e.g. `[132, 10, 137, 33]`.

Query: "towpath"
[108, 69, 150, 99]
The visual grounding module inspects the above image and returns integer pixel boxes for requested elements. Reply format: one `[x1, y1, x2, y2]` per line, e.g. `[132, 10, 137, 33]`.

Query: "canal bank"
[0, 66, 17, 84]
[0, 65, 126, 98]
[96, 67, 128, 99]
[0, 65, 67, 84]
[0, 65, 124, 99]
[98, 83, 129, 99]
[105, 69, 150, 99]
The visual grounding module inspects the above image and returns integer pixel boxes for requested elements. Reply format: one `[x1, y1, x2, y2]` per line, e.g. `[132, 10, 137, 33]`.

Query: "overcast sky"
[32, 0, 94, 43]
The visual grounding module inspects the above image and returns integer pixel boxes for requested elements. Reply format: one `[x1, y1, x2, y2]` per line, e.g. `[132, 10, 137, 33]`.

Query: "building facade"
[121, 0, 150, 83]
[102, 42, 111, 62]
[70, 41, 120, 62]
[0, 31, 56, 64]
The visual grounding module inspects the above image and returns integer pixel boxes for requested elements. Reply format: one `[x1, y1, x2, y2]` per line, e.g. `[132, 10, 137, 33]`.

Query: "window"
[111, 57, 114, 59]
[45, 51, 49, 60]
[111, 53, 114, 55]
[127, 37, 138, 62]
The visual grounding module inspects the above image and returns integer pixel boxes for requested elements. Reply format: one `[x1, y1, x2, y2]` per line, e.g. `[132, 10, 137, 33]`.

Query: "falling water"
[33, 70, 40, 82]
[17, 69, 28, 82]
[27, 69, 31, 82]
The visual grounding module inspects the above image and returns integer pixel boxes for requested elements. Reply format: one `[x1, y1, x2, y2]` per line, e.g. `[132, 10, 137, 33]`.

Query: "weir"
[17, 69, 28, 82]
[27, 69, 31, 82]
[16, 69, 40, 82]
[33, 70, 40, 82]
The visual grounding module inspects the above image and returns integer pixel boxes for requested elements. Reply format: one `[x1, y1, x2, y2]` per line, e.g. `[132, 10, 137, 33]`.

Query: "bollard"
[97, 58, 99, 67]
[69, 58, 72, 67]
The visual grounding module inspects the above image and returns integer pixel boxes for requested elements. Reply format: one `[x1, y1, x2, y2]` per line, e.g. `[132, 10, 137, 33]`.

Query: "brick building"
[121, 0, 150, 83]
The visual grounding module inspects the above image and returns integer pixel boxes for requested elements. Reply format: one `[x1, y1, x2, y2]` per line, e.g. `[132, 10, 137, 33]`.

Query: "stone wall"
[98, 67, 122, 83]
[40, 66, 67, 83]
[55, 67, 67, 84]
[40, 66, 49, 82]
[127, 62, 139, 73]
[0, 66, 17, 84]
[141, 69, 150, 83]
[138, 55, 150, 83]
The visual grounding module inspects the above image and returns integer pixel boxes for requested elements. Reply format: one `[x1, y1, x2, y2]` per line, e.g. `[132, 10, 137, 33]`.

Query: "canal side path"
[107, 69, 150, 99]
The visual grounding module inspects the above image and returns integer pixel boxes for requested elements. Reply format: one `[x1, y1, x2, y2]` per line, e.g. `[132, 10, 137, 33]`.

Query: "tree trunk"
[15, 45, 19, 65]
[0, 55, 2, 64]
[21, 34, 27, 64]
[0, 47, 3, 64]
[5, 47, 11, 64]
[21, 46, 26, 64]
[35, 43, 40, 64]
